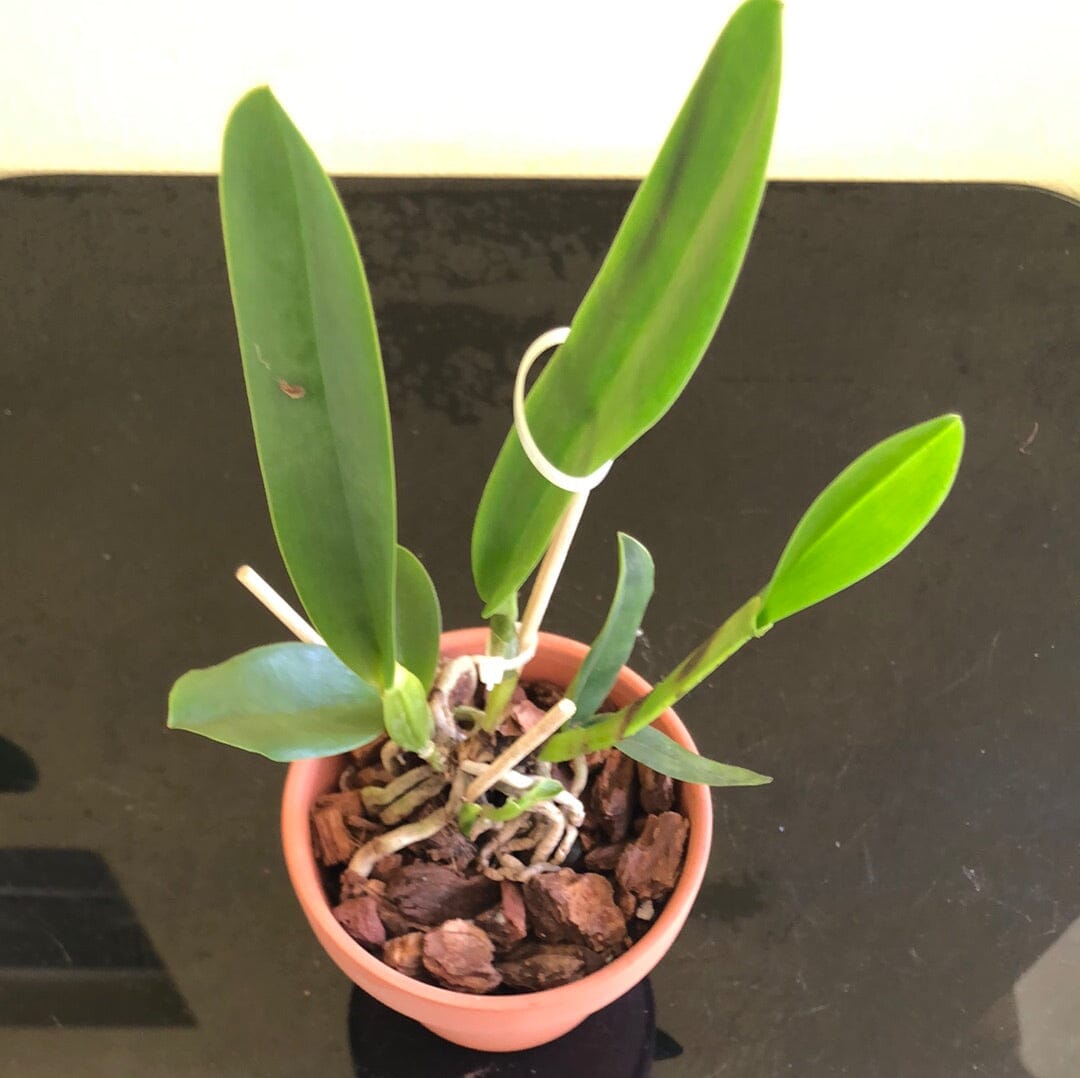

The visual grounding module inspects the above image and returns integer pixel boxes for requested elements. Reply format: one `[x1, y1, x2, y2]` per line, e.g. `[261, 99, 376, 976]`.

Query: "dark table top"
[1, 175, 1078, 1077]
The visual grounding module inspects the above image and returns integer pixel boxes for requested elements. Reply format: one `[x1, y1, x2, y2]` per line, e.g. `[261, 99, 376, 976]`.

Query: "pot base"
[348, 978, 657, 1070]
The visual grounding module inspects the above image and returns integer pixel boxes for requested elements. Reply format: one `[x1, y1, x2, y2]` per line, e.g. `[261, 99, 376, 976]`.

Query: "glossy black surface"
[1, 176, 1078, 1076]
[348, 979, 659, 1076]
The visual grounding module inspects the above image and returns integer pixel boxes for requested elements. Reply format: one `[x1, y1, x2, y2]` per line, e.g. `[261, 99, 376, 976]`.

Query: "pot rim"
[282, 627, 713, 1011]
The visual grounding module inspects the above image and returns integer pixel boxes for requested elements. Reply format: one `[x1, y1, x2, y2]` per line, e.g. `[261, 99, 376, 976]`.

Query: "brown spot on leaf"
[278, 378, 306, 399]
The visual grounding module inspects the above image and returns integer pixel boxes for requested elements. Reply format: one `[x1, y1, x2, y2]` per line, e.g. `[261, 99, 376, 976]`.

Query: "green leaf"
[395, 546, 441, 692]
[486, 592, 519, 660]
[567, 533, 654, 722]
[460, 778, 564, 836]
[381, 664, 433, 755]
[458, 803, 482, 837]
[759, 415, 965, 625]
[482, 592, 520, 732]
[472, 0, 782, 612]
[221, 86, 398, 688]
[474, 778, 565, 827]
[541, 596, 764, 761]
[167, 643, 383, 762]
[619, 725, 771, 786]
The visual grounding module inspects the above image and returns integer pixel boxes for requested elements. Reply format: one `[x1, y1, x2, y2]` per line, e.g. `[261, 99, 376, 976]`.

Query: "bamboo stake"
[481, 489, 590, 731]
[516, 489, 589, 655]
[234, 565, 325, 646]
[464, 698, 576, 803]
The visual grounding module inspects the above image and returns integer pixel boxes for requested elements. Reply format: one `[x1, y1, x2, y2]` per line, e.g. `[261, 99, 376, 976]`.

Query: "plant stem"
[482, 673, 519, 733]
[235, 565, 325, 645]
[541, 594, 767, 761]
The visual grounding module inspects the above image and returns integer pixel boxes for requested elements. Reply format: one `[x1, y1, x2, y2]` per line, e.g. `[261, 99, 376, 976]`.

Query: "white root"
[493, 852, 528, 880]
[435, 656, 478, 700]
[458, 760, 585, 824]
[361, 765, 433, 812]
[467, 817, 497, 842]
[479, 817, 527, 860]
[237, 567, 592, 879]
[446, 766, 470, 815]
[505, 830, 542, 853]
[553, 824, 579, 866]
[517, 860, 561, 881]
[569, 755, 588, 798]
[347, 808, 450, 878]
[428, 657, 477, 745]
[493, 850, 562, 882]
[556, 795, 585, 830]
[476, 817, 528, 879]
[340, 689, 588, 882]
[380, 739, 405, 777]
[379, 774, 448, 826]
[528, 801, 566, 864]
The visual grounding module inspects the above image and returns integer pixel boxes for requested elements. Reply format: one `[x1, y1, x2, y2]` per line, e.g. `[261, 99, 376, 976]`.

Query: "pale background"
[1, 0, 1077, 194]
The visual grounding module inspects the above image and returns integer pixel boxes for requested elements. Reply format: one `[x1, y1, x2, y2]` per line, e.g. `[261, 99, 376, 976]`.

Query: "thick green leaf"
[221, 87, 397, 687]
[759, 415, 965, 625]
[541, 596, 764, 761]
[167, 643, 383, 761]
[382, 664, 433, 755]
[395, 546, 441, 692]
[472, 0, 782, 613]
[619, 725, 771, 786]
[567, 533, 654, 722]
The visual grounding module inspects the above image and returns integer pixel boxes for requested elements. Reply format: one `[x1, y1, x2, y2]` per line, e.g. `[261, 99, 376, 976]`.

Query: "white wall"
[2, 1, 1077, 196]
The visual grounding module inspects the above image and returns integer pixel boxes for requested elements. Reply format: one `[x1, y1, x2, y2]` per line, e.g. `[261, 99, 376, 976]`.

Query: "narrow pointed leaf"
[759, 415, 965, 625]
[167, 643, 383, 761]
[221, 87, 397, 687]
[567, 533, 654, 722]
[619, 725, 771, 786]
[541, 596, 763, 761]
[382, 664, 433, 755]
[395, 546, 441, 692]
[472, 0, 782, 612]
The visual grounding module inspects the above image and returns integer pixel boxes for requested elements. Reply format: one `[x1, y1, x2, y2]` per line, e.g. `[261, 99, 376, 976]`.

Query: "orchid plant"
[168, 0, 963, 879]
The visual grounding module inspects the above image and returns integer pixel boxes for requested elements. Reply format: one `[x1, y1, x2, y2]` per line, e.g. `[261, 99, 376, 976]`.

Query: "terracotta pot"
[281, 628, 713, 1052]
